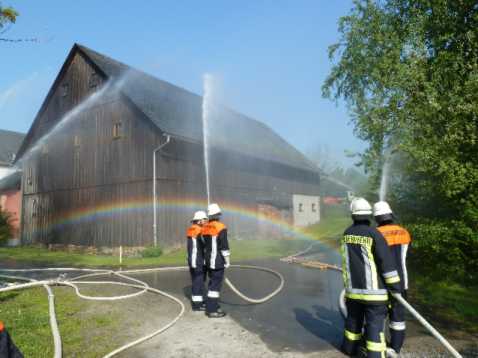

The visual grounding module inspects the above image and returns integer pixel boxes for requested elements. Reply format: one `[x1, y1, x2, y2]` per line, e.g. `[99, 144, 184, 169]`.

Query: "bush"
[140, 246, 163, 258]
[407, 220, 478, 284]
[0, 209, 12, 242]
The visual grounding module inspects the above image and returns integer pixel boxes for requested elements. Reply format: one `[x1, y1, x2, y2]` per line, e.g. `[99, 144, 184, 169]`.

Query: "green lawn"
[408, 270, 478, 336]
[306, 204, 350, 247]
[0, 239, 316, 269]
[0, 286, 121, 357]
[0, 245, 186, 268]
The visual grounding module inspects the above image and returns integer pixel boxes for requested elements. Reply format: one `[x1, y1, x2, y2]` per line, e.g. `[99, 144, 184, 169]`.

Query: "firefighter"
[0, 321, 23, 358]
[341, 198, 402, 358]
[374, 201, 411, 357]
[202, 203, 230, 318]
[187, 210, 208, 311]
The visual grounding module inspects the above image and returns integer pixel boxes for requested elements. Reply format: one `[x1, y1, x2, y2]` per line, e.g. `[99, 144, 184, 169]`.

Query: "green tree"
[0, 4, 17, 24]
[323, 0, 478, 282]
[0, 209, 12, 242]
[0, 3, 43, 43]
[0, 2, 18, 36]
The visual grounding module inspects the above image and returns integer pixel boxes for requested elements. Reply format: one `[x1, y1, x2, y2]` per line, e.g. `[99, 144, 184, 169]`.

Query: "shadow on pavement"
[294, 305, 344, 350]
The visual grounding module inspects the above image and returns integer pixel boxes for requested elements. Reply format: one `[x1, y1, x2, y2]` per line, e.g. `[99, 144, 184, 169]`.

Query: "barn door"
[22, 196, 38, 244]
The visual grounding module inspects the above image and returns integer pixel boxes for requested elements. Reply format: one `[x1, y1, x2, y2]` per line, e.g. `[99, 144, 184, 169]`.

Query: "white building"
[0, 129, 25, 180]
[293, 194, 320, 227]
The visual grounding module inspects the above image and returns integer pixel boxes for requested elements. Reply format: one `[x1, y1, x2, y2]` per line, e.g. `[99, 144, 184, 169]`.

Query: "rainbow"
[43, 197, 319, 241]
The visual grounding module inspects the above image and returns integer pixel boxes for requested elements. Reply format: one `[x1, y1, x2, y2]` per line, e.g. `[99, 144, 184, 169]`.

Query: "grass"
[407, 268, 478, 336]
[306, 204, 350, 247]
[0, 239, 315, 269]
[0, 245, 183, 268]
[0, 286, 121, 357]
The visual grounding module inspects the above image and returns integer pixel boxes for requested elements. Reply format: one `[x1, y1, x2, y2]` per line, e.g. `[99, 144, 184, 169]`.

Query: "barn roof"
[0, 129, 24, 166]
[0, 170, 21, 192]
[76, 44, 317, 173]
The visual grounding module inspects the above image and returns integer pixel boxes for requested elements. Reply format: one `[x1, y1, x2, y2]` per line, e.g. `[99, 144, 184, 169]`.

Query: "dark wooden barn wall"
[21, 50, 320, 248]
[21, 50, 163, 246]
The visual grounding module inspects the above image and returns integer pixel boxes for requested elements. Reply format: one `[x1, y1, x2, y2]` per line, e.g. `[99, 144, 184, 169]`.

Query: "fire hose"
[0, 264, 284, 358]
[336, 288, 463, 358]
[1, 248, 463, 358]
[282, 245, 463, 358]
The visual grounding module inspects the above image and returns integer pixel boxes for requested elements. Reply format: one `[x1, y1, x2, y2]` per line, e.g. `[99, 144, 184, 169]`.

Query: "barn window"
[60, 83, 69, 97]
[298, 203, 303, 212]
[74, 135, 81, 147]
[312, 203, 317, 212]
[113, 121, 122, 139]
[89, 72, 99, 89]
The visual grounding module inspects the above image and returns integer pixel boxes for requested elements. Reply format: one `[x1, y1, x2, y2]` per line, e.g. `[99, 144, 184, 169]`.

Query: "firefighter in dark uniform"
[341, 198, 402, 358]
[187, 210, 208, 311]
[202, 203, 230, 318]
[0, 321, 23, 357]
[374, 201, 412, 357]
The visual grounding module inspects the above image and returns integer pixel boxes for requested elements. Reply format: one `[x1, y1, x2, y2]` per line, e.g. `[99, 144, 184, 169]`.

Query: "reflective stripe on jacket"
[341, 221, 401, 303]
[203, 220, 229, 269]
[377, 224, 411, 290]
[186, 224, 204, 269]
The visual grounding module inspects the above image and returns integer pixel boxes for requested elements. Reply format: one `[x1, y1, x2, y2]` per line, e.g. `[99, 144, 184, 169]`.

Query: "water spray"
[16, 73, 133, 168]
[202, 73, 214, 205]
[379, 154, 392, 202]
[3, 77, 125, 181]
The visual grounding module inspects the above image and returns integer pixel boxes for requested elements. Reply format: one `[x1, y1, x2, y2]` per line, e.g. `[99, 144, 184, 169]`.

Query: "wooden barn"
[15, 44, 320, 249]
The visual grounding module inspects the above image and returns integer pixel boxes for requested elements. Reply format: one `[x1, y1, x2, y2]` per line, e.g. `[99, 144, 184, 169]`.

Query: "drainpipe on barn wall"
[19, 167, 26, 246]
[153, 134, 171, 247]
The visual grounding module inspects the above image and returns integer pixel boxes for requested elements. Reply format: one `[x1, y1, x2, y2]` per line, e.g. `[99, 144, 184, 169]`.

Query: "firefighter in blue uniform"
[341, 198, 402, 358]
[0, 321, 23, 357]
[374, 201, 412, 357]
[202, 203, 230, 318]
[187, 210, 208, 311]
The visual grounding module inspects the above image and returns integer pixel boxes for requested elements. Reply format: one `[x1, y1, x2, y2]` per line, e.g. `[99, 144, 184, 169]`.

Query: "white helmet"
[350, 197, 372, 216]
[207, 203, 222, 216]
[373, 201, 393, 217]
[192, 210, 208, 221]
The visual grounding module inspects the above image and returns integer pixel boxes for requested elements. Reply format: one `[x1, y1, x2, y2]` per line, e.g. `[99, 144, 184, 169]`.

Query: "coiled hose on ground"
[1, 245, 463, 358]
[0, 264, 284, 358]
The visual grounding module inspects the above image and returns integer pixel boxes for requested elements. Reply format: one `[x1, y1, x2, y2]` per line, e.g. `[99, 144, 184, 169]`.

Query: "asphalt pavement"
[135, 243, 346, 354]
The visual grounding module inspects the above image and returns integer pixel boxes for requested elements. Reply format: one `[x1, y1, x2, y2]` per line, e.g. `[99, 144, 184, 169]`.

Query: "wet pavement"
[132, 243, 346, 353]
[2, 243, 477, 357]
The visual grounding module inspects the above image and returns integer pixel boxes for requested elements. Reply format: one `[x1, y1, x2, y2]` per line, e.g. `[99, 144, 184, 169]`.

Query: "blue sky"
[0, 1, 365, 167]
